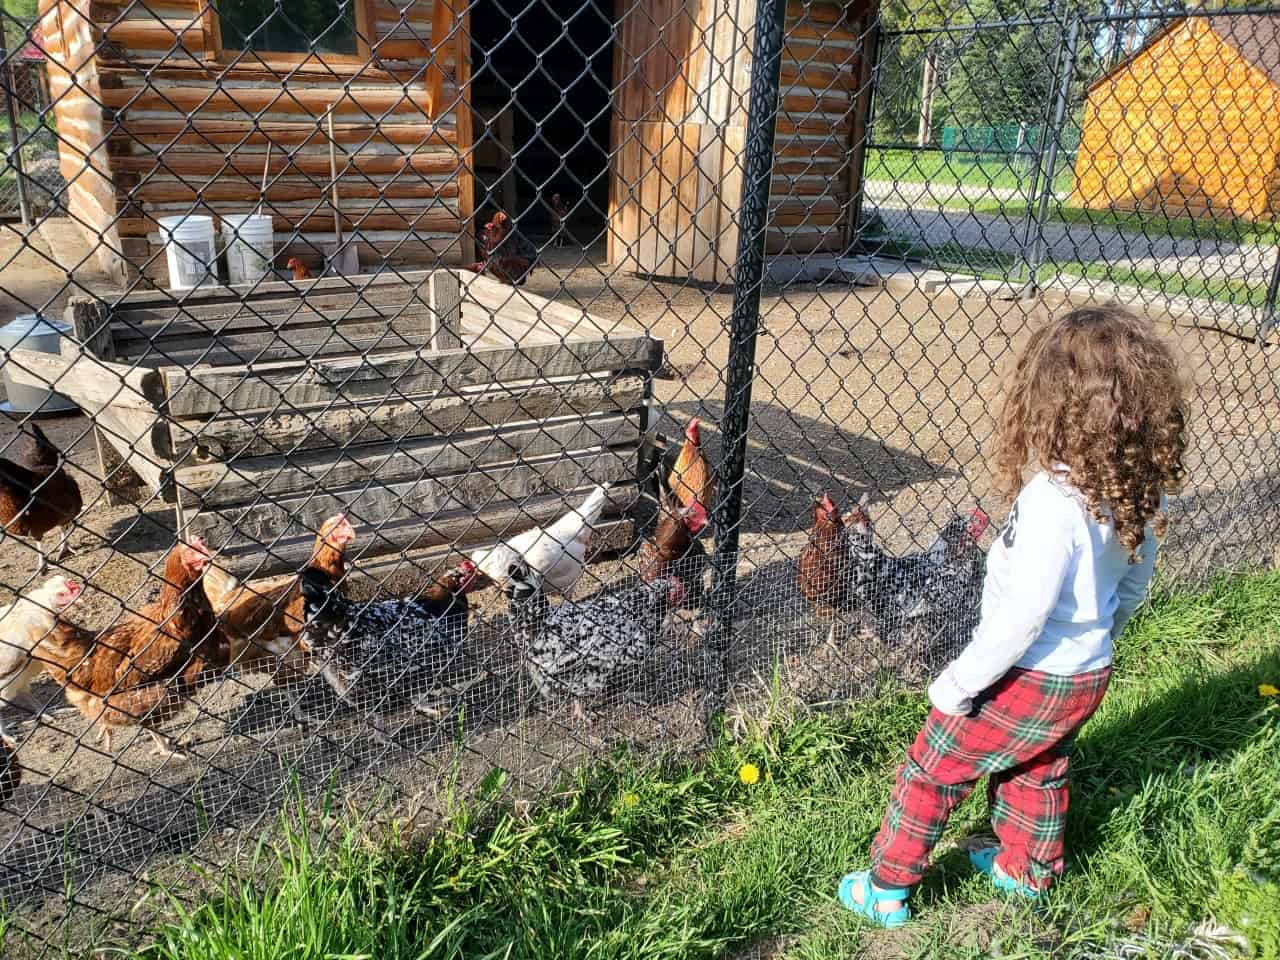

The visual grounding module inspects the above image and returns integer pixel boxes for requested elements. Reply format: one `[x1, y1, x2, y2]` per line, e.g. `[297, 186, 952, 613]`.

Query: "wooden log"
[208, 484, 639, 577]
[161, 335, 658, 417]
[179, 374, 647, 461]
[99, 84, 437, 117]
[108, 119, 456, 148]
[102, 17, 204, 52]
[123, 179, 459, 204]
[109, 151, 462, 178]
[118, 210, 461, 238]
[185, 446, 635, 550]
[175, 411, 642, 507]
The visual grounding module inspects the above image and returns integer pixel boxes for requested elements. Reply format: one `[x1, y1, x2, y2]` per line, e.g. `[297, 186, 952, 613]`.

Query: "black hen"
[300, 562, 481, 718]
[504, 559, 685, 721]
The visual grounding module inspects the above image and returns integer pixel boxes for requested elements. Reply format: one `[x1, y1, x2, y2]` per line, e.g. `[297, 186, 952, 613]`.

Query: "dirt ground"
[1, 230, 1278, 951]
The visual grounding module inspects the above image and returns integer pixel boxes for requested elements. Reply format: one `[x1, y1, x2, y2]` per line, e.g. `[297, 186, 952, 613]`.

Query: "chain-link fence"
[0, 0, 1276, 952]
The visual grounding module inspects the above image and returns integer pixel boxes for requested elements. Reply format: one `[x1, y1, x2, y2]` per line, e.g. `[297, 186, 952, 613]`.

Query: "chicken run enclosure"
[0, 0, 1278, 952]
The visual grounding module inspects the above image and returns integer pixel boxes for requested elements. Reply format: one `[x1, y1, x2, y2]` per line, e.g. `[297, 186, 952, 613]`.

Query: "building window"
[218, 0, 359, 56]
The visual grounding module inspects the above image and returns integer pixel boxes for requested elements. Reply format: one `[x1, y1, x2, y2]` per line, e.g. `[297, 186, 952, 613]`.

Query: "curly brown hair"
[991, 306, 1187, 562]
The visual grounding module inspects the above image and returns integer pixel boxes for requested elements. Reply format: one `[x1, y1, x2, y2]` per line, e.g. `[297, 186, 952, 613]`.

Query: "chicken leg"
[148, 730, 189, 761]
[52, 523, 75, 562]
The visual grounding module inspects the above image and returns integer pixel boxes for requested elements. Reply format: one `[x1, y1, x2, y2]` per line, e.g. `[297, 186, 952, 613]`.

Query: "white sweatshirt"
[928, 470, 1161, 716]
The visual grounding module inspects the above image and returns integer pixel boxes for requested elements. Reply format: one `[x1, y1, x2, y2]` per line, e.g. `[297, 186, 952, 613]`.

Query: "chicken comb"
[686, 418, 701, 443]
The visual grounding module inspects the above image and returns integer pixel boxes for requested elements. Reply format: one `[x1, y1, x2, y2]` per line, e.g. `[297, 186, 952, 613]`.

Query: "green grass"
[1052, 261, 1268, 309]
[865, 148, 1075, 195]
[971, 200, 1280, 247]
[14, 573, 1279, 960]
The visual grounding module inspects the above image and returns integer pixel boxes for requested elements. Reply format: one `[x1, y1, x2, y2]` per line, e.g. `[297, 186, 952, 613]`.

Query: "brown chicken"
[637, 495, 709, 619]
[0, 423, 84, 572]
[40, 539, 221, 758]
[797, 494, 849, 624]
[0, 732, 18, 805]
[469, 211, 537, 286]
[666, 417, 715, 512]
[285, 257, 312, 281]
[548, 192, 570, 247]
[204, 513, 355, 685]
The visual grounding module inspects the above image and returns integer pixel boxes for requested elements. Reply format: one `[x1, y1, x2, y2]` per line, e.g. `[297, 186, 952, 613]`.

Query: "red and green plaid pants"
[869, 666, 1111, 891]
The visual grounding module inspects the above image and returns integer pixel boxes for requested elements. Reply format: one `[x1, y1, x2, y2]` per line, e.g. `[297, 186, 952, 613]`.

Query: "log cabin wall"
[39, 0, 127, 282]
[40, 0, 473, 285]
[608, 0, 877, 283]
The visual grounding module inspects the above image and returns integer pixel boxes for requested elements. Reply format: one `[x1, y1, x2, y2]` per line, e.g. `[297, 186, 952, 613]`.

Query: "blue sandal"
[837, 870, 911, 928]
[967, 847, 1043, 899]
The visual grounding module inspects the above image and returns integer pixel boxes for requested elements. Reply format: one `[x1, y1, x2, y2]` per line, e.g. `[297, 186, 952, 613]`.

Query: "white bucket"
[0, 314, 77, 414]
[221, 213, 275, 286]
[158, 214, 217, 291]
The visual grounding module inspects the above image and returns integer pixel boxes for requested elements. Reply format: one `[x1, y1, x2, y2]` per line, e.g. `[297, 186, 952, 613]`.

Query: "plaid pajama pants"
[869, 666, 1111, 891]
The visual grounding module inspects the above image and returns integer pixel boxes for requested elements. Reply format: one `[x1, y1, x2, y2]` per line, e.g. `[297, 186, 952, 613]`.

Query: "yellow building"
[1073, 14, 1280, 222]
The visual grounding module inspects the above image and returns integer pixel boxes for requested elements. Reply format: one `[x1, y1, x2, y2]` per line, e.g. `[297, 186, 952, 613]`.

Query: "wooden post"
[429, 269, 463, 351]
[916, 50, 937, 148]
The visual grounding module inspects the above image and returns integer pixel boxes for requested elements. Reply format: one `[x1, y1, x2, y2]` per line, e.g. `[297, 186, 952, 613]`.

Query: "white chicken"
[0, 575, 83, 713]
[471, 484, 611, 595]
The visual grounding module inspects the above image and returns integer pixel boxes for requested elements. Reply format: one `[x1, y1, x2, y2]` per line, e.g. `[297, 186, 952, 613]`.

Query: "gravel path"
[864, 181, 1277, 285]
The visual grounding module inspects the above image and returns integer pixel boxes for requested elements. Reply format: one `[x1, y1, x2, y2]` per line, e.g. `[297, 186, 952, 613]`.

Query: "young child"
[839, 306, 1188, 927]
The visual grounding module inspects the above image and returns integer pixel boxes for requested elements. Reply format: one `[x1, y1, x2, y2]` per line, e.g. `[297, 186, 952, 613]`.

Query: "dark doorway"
[468, 0, 615, 246]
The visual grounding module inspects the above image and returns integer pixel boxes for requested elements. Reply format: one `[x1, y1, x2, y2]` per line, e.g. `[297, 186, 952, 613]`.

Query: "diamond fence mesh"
[0, 0, 1275, 952]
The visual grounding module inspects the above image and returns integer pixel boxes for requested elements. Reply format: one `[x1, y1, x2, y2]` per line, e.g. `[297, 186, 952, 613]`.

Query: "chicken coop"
[37, 0, 877, 286]
[6, 269, 661, 574]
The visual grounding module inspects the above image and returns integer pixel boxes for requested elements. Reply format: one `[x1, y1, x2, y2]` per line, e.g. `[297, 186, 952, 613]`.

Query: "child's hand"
[928, 668, 973, 717]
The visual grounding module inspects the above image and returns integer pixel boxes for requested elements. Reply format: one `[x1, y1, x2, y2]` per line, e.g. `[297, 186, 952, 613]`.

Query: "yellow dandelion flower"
[738, 763, 761, 785]
[622, 792, 640, 809]
[1259, 683, 1280, 697]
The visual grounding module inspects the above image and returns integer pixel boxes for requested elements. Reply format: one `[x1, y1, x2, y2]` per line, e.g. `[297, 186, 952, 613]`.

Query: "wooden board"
[184, 447, 636, 550]
[209, 485, 639, 577]
[161, 335, 658, 418]
[175, 410, 643, 507]
[175, 374, 648, 461]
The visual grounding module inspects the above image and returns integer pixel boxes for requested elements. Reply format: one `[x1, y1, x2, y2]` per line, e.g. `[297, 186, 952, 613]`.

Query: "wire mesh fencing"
[0, 0, 1276, 953]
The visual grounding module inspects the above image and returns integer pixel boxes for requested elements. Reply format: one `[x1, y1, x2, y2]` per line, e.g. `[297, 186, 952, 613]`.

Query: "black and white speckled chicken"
[901, 509, 989, 651]
[845, 504, 989, 644]
[503, 559, 686, 721]
[300, 561, 481, 721]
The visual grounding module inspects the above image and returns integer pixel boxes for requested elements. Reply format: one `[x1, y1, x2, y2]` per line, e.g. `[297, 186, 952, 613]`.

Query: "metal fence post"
[704, 0, 788, 727]
[1258, 244, 1280, 346]
[1022, 14, 1079, 295]
[0, 2, 31, 226]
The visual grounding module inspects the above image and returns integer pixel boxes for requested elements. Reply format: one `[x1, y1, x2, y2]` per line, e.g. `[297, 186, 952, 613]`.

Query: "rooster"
[299, 560, 482, 726]
[548, 193, 570, 247]
[41, 539, 221, 758]
[469, 210, 537, 286]
[204, 514, 355, 686]
[663, 417, 715, 514]
[0, 424, 84, 573]
[504, 558, 685, 722]
[0, 575, 83, 713]
[470, 483, 611, 595]
[285, 257, 312, 281]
